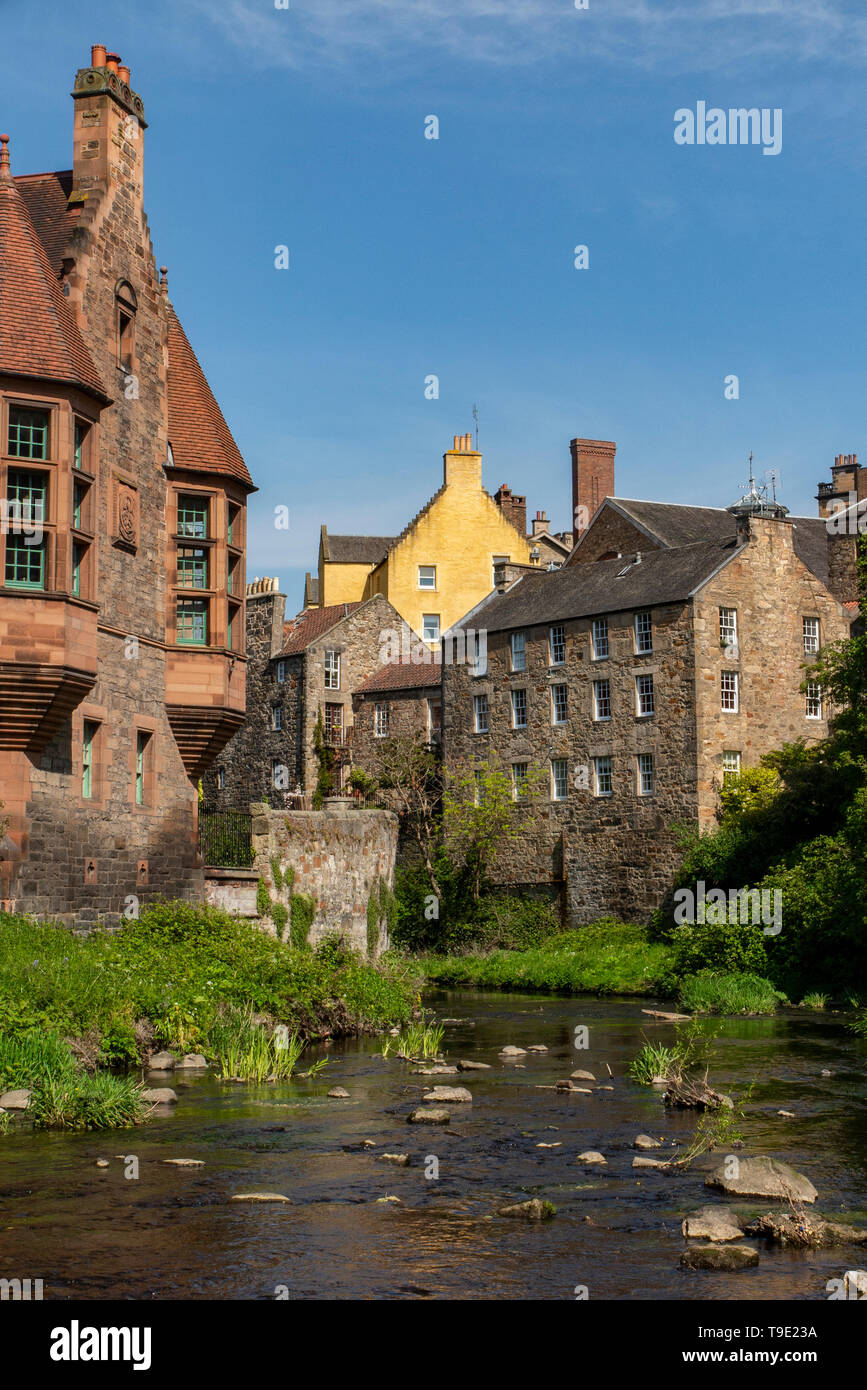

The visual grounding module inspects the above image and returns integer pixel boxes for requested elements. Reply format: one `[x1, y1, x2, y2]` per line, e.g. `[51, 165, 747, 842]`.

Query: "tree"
[371, 735, 443, 903]
[443, 757, 546, 902]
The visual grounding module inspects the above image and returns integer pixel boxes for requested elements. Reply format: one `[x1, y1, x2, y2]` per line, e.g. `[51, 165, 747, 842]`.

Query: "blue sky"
[3, 0, 867, 610]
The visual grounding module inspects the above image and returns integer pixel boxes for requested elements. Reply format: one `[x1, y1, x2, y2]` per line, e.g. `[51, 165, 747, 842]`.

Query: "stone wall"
[250, 802, 399, 956]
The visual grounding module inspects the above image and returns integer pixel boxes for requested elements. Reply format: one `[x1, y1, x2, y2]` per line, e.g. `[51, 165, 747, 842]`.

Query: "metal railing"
[199, 807, 254, 867]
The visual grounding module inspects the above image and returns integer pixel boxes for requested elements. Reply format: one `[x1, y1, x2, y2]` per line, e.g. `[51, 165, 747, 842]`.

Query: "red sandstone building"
[0, 46, 255, 924]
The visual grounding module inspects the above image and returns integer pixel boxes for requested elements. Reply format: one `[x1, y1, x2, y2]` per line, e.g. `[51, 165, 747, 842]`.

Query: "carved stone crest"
[113, 480, 138, 552]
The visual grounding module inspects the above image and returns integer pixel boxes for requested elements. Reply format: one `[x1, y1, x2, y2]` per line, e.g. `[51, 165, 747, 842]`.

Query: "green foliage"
[270, 856, 284, 893]
[629, 1041, 681, 1085]
[198, 809, 255, 868]
[97, 1017, 140, 1068]
[718, 766, 781, 822]
[799, 992, 828, 1010]
[419, 921, 674, 996]
[389, 1019, 444, 1060]
[312, 712, 335, 809]
[392, 858, 561, 954]
[290, 893, 315, 950]
[256, 879, 271, 918]
[0, 1030, 145, 1130]
[677, 970, 786, 1015]
[670, 917, 768, 977]
[443, 758, 547, 901]
[271, 902, 288, 936]
[367, 890, 380, 959]
[349, 767, 378, 798]
[206, 1005, 305, 1081]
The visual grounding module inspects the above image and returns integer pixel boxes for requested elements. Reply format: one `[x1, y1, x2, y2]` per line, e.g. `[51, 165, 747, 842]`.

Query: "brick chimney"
[571, 437, 616, 536]
[531, 509, 550, 537]
[71, 43, 147, 205]
[443, 433, 482, 488]
[818, 452, 867, 606]
[816, 452, 866, 520]
[494, 483, 527, 537]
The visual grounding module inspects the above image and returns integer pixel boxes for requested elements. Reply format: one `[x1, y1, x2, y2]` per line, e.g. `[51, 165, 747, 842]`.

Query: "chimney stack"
[494, 483, 527, 538]
[443, 432, 482, 489]
[531, 510, 549, 537]
[72, 43, 148, 199]
[571, 437, 616, 537]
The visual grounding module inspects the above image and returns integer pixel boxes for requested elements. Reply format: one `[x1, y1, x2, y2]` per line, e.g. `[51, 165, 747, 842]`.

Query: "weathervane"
[472, 403, 479, 451]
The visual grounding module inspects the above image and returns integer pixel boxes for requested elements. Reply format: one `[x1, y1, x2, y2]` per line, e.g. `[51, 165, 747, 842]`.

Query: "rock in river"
[498, 1199, 555, 1221]
[705, 1156, 817, 1204]
[680, 1244, 759, 1271]
[378, 1153, 409, 1166]
[571, 1070, 596, 1081]
[148, 1051, 175, 1071]
[457, 1060, 491, 1071]
[231, 1192, 291, 1203]
[142, 1088, 177, 1105]
[499, 1046, 527, 1057]
[634, 1134, 662, 1150]
[0, 1089, 31, 1110]
[175, 1054, 208, 1070]
[408, 1107, 450, 1124]
[327, 1087, 350, 1099]
[682, 1206, 744, 1242]
[422, 1086, 472, 1103]
[577, 1151, 607, 1165]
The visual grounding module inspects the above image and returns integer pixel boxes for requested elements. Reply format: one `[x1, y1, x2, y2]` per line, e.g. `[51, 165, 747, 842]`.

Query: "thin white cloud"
[190, 0, 866, 75]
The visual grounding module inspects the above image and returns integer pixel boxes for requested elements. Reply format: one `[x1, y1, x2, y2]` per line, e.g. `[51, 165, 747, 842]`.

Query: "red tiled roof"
[279, 602, 362, 655]
[355, 660, 443, 695]
[166, 305, 254, 489]
[13, 169, 80, 276]
[1, 144, 107, 401]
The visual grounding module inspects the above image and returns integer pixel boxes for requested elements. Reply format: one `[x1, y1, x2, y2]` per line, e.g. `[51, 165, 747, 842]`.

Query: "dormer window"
[115, 281, 137, 371]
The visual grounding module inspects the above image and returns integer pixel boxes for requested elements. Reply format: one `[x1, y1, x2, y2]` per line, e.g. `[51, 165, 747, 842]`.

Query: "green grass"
[382, 1019, 445, 1060]
[628, 1041, 681, 1085]
[799, 992, 829, 1011]
[206, 1006, 307, 1082]
[677, 970, 787, 1016]
[417, 922, 674, 996]
[0, 1030, 146, 1131]
[0, 903, 416, 1056]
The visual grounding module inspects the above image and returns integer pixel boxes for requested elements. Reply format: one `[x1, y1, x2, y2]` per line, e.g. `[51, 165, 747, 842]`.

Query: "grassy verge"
[0, 902, 417, 1127]
[416, 922, 674, 996]
[677, 969, 787, 1015]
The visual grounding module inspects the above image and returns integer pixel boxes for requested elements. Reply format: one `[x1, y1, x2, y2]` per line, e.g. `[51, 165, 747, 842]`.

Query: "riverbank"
[0, 903, 417, 1130]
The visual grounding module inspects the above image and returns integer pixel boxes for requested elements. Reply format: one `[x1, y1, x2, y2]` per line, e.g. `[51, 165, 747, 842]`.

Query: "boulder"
[148, 1051, 175, 1070]
[744, 1213, 867, 1248]
[571, 1070, 596, 1081]
[422, 1086, 472, 1103]
[633, 1156, 670, 1170]
[499, 1045, 527, 1057]
[0, 1089, 31, 1110]
[142, 1087, 177, 1104]
[175, 1054, 208, 1070]
[378, 1153, 409, 1166]
[413, 1065, 458, 1076]
[577, 1151, 607, 1165]
[327, 1087, 350, 1098]
[680, 1244, 759, 1271]
[634, 1134, 662, 1149]
[498, 1198, 555, 1221]
[408, 1107, 450, 1124]
[682, 1206, 744, 1242]
[555, 1079, 576, 1091]
[457, 1060, 490, 1071]
[705, 1156, 817, 1204]
[231, 1192, 291, 1203]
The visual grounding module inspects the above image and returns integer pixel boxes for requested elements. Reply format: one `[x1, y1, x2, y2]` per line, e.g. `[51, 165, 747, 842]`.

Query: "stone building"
[351, 660, 443, 777]
[443, 463, 854, 924]
[204, 581, 413, 806]
[0, 46, 254, 923]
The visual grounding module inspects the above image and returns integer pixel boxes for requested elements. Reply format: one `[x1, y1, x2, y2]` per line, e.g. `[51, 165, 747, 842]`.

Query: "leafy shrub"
[97, 1017, 141, 1068]
[669, 918, 768, 977]
[678, 970, 786, 1015]
[290, 894, 315, 950]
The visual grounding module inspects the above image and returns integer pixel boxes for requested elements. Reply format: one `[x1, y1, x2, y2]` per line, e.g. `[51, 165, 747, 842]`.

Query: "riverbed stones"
[413, 1065, 458, 1075]
[498, 1199, 555, 1221]
[577, 1151, 607, 1165]
[175, 1054, 208, 1071]
[634, 1134, 662, 1149]
[95, 1159, 109, 1168]
[327, 1087, 350, 1099]
[705, 1156, 818, 1203]
[422, 1086, 472, 1103]
[0, 1089, 31, 1110]
[633, 1156, 670, 1170]
[571, 1070, 595, 1081]
[526, 1045, 548, 1053]
[231, 1192, 291, 1203]
[148, 1051, 175, 1070]
[457, 1060, 490, 1071]
[680, 1244, 759, 1271]
[499, 1046, 527, 1057]
[777, 1110, 796, 1118]
[744, 1212, 867, 1248]
[408, 1107, 450, 1124]
[163, 1158, 205, 1167]
[682, 1206, 744, 1242]
[142, 1088, 177, 1104]
[378, 1153, 409, 1166]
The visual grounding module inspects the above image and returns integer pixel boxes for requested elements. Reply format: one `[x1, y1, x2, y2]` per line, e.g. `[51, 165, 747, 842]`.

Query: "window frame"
[511, 687, 528, 729]
[511, 761, 529, 800]
[417, 564, 437, 590]
[473, 692, 489, 734]
[634, 610, 653, 654]
[549, 624, 566, 666]
[591, 617, 609, 660]
[635, 673, 655, 718]
[721, 669, 739, 713]
[551, 757, 569, 802]
[805, 681, 822, 719]
[551, 683, 568, 726]
[422, 613, 440, 644]
[374, 702, 390, 738]
[593, 678, 611, 721]
[637, 752, 654, 796]
[803, 616, 820, 655]
[510, 631, 526, 672]
[594, 754, 613, 797]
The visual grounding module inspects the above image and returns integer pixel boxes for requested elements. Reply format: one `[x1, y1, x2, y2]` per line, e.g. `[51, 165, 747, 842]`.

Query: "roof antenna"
[472, 402, 479, 451]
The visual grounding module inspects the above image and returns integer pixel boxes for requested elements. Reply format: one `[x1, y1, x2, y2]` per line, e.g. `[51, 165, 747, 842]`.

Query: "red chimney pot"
[91, 44, 107, 67]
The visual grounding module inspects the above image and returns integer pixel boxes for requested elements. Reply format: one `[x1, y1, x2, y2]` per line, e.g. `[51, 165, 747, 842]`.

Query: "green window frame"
[5, 534, 45, 589]
[72, 541, 85, 597]
[177, 597, 208, 646]
[73, 480, 86, 530]
[227, 504, 240, 546]
[177, 546, 208, 589]
[8, 407, 49, 459]
[177, 496, 208, 539]
[7, 469, 47, 522]
[135, 731, 149, 806]
[73, 421, 87, 470]
[82, 720, 98, 799]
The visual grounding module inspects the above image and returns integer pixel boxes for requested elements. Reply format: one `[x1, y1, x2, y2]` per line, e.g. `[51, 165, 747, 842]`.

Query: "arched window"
[115, 280, 137, 371]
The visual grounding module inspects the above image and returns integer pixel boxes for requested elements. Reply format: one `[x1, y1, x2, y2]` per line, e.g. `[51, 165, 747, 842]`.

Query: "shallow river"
[1, 990, 865, 1300]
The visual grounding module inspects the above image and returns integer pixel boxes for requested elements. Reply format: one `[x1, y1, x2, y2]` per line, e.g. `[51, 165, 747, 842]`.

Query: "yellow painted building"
[317, 434, 532, 639]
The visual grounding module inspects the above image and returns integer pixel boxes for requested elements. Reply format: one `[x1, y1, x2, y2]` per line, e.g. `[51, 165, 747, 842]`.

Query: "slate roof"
[355, 660, 442, 695]
[576, 497, 833, 588]
[321, 530, 394, 564]
[166, 306, 254, 488]
[456, 538, 740, 634]
[1, 146, 108, 401]
[278, 602, 362, 655]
